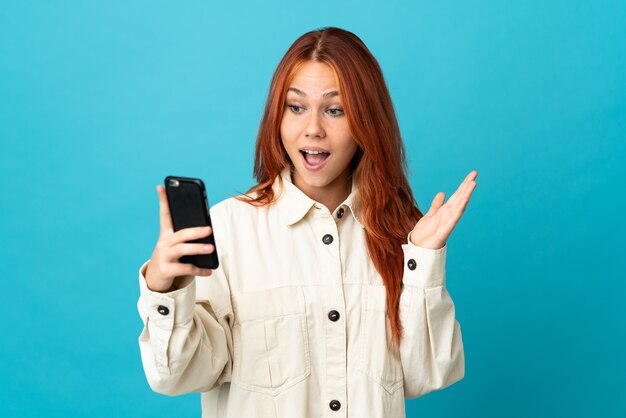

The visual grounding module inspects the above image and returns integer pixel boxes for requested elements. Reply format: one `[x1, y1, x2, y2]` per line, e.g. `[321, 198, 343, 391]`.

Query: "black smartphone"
[164, 175, 219, 270]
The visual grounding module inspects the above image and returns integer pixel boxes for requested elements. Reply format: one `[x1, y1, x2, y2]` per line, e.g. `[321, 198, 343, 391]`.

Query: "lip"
[300, 150, 331, 172]
[299, 146, 330, 152]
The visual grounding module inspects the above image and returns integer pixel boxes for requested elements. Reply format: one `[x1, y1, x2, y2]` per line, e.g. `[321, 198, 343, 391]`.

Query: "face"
[280, 61, 358, 198]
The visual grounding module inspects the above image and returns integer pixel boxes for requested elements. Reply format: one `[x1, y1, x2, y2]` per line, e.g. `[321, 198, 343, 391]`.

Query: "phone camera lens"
[168, 179, 180, 187]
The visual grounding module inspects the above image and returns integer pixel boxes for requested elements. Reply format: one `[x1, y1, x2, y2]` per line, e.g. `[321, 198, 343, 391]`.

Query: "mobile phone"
[164, 175, 219, 270]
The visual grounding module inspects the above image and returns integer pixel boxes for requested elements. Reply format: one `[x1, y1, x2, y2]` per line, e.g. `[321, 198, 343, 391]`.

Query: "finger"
[169, 262, 214, 278]
[169, 242, 215, 259]
[157, 185, 174, 235]
[451, 179, 477, 213]
[170, 225, 213, 246]
[445, 173, 470, 206]
[448, 170, 478, 206]
[450, 186, 476, 219]
[450, 198, 470, 228]
[461, 170, 478, 197]
[443, 195, 470, 229]
[424, 192, 445, 217]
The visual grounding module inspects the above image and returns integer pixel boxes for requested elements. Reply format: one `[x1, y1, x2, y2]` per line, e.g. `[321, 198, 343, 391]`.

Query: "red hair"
[232, 27, 424, 348]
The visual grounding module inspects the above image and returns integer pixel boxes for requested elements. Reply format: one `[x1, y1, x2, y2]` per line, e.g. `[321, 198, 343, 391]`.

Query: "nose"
[305, 110, 325, 138]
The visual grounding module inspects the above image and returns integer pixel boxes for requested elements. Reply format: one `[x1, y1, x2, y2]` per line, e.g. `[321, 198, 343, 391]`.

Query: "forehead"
[288, 61, 339, 94]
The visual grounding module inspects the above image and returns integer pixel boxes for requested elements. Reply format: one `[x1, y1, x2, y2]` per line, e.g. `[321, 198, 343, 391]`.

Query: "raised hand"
[144, 185, 215, 292]
[409, 170, 478, 250]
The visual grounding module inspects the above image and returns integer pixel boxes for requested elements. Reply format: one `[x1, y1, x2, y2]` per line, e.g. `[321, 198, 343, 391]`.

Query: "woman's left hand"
[409, 170, 478, 250]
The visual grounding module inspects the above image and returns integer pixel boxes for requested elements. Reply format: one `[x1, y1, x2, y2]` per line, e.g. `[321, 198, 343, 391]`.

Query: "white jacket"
[137, 167, 465, 417]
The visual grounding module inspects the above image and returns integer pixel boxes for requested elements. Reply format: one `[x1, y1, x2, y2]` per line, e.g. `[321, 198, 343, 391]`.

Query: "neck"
[292, 167, 352, 214]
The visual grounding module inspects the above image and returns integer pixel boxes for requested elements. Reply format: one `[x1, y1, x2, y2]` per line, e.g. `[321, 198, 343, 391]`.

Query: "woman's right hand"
[144, 184, 215, 292]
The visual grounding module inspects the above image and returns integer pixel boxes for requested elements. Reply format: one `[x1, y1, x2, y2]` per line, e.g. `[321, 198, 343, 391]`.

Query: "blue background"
[1, 1, 624, 417]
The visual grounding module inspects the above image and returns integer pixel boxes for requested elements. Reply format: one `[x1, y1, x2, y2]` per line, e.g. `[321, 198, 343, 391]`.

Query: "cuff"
[401, 231, 447, 288]
[137, 259, 197, 330]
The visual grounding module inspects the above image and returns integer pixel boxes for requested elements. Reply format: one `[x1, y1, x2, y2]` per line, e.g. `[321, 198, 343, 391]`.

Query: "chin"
[295, 169, 334, 188]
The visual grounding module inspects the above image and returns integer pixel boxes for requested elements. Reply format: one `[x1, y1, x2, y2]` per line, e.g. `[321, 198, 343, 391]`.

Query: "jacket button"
[322, 234, 334, 245]
[407, 259, 417, 270]
[157, 305, 170, 315]
[328, 310, 340, 321]
[336, 207, 344, 218]
[329, 400, 341, 411]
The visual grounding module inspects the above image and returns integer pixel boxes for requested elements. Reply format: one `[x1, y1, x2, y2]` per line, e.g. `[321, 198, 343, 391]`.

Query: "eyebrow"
[287, 87, 340, 99]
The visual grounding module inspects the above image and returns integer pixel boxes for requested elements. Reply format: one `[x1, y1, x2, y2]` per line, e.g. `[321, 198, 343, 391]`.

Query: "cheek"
[329, 123, 355, 149]
[279, 124, 289, 150]
[342, 146, 358, 164]
[280, 117, 297, 145]
[336, 136, 358, 157]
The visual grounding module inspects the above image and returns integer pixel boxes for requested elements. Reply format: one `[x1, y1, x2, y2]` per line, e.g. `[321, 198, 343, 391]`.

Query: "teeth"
[302, 150, 329, 155]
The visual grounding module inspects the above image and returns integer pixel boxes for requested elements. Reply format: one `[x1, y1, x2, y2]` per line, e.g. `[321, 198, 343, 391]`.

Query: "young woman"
[137, 26, 477, 417]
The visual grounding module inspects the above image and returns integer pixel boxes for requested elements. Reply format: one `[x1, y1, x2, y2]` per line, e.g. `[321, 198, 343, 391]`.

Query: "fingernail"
[203, 244, 211, 251]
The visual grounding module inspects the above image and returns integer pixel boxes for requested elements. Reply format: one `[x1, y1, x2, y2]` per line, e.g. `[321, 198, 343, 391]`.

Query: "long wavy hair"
[232, 26, 424, 348]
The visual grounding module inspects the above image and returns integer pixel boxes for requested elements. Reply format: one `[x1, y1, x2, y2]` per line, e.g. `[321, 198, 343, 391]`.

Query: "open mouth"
[300, 149, 331, 170]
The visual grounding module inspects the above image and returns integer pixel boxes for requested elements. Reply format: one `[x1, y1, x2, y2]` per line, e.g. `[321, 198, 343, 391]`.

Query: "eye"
[328, 107, 344, 117]
[287, 104, 304, 114]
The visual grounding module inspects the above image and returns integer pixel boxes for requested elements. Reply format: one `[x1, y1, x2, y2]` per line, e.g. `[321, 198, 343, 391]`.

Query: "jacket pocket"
[232, 286, 311, 396]
[358, 285, 404, 394]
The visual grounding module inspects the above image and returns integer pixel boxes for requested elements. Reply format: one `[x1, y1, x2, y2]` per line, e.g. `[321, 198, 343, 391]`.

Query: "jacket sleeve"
[136, 229, 234, 396]
[398, 231, 465, 399]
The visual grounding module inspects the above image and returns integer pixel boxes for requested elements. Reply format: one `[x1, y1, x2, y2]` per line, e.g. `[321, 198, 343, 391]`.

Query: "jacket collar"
[273, 166, 365, 229]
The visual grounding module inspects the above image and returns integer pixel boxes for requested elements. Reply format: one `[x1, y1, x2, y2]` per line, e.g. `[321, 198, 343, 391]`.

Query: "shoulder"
[209, 190, 270, 223]
[209, 191, 281, 250]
